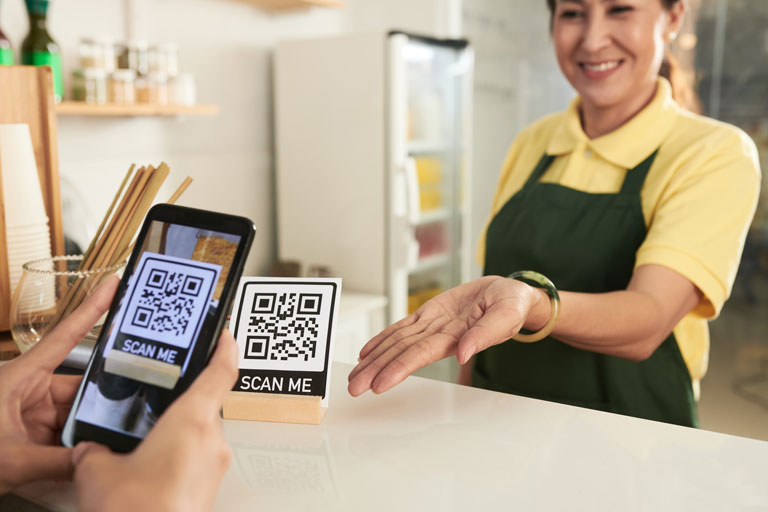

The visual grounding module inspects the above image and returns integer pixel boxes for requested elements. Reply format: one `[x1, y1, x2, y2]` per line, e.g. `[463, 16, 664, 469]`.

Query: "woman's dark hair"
[545, 0, 701, 113]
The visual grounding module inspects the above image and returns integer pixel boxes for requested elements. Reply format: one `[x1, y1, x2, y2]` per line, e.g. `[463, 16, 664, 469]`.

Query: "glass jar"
[71, 67, 107, 104]
[146, 72, 168, 105]
[109, 69, 135, 104]
[94, 37, 116, 72]
[135, 76, 149, 104]
[118, 40, 148, 77]
[78, 37, 96, 68]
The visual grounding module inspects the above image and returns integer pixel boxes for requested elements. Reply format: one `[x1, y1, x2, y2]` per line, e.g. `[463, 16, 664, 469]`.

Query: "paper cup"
[0, 124, 48, 227]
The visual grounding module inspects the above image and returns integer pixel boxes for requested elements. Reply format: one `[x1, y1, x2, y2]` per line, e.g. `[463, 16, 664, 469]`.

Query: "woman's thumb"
[72, 441, 112, 467]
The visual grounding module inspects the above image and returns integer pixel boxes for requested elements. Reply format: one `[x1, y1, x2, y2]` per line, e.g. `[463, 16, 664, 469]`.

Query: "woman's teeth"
[583, 61, 621, 72]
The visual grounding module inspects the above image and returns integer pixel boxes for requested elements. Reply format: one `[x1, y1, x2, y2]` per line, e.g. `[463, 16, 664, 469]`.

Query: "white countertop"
[16, 362, 768, 511]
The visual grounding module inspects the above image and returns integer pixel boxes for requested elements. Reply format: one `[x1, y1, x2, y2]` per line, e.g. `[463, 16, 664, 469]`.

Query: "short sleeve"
[636, 128, 761, 318]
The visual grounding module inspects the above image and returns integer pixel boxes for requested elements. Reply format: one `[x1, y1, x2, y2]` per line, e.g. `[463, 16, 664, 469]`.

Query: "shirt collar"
[546, 78, 679, 169]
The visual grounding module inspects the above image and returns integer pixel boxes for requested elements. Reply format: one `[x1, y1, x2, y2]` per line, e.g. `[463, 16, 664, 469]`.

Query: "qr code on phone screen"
[233, 281, 337, 372]
[120, 254, 221, 350]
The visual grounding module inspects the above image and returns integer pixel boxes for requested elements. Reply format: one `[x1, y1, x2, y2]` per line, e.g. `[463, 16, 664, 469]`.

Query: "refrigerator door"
[388, 32, 473, 324]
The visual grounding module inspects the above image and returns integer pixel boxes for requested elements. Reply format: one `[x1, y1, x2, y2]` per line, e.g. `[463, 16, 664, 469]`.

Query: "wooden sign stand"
[222, 392, 326, 425]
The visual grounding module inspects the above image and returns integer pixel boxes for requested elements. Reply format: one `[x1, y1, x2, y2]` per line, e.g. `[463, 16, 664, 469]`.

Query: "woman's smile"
[579, 59, 625, 79]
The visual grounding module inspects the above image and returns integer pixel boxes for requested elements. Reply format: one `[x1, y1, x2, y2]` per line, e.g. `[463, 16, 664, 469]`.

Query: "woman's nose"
[580, 14, 612, 53]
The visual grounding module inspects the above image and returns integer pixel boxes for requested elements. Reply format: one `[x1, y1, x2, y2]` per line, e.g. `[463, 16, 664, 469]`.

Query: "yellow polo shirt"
[477, 78, 761, 390]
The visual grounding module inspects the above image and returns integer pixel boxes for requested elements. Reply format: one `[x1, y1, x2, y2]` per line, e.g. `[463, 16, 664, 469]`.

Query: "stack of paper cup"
[0, 124, 54, 309]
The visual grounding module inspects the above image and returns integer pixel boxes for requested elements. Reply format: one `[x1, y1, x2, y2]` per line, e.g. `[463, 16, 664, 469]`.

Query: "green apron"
[474, 150, 698, 427]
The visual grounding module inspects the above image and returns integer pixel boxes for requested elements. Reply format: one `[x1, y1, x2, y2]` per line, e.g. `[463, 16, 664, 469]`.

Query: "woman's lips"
[579, 59, 624, 79]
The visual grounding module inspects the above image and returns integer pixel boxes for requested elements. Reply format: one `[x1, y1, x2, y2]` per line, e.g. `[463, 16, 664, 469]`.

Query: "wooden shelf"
[55, 102, 220, 117]
[231, 0, 343, 11]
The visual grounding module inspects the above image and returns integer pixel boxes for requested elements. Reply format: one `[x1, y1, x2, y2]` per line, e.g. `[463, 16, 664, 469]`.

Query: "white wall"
[463, 0, 573, 277]
[0, 0, 457, 276]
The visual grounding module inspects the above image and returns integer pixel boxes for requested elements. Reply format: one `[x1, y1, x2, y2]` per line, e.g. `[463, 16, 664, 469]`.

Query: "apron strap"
[619, 149, 659, 195]
[522, 154, 556, 190]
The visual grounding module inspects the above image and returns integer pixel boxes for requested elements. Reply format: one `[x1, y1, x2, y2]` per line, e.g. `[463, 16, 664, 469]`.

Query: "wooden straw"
[166, 176, 193, 205]
[114, 174, 193, 265]
[78, 164, 136, 270]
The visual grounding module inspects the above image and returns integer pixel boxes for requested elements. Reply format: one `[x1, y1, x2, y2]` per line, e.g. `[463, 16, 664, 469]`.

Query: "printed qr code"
[233, 280, 337, 372]
[120, 254, 221, 350]
[244, 292, 322, 362]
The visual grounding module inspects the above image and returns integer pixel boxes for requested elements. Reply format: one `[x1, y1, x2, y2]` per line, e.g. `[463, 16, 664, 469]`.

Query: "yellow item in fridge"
[419, 188, 443, 212]
[415, 157, 443, 186]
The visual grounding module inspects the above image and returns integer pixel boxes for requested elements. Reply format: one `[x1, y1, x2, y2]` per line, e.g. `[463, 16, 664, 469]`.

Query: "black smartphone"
[62, 204, 255, 452]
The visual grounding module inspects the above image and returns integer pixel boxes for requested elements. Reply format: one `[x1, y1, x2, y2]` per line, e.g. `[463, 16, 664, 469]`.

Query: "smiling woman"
[547, 0, 687, 137]
[347, 0, 761, 429]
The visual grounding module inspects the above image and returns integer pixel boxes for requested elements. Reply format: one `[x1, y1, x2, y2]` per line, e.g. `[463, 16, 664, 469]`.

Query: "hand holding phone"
[62, 204, 255, 452]
[0, 275, 119, 494]
[71, 330, 237, 512]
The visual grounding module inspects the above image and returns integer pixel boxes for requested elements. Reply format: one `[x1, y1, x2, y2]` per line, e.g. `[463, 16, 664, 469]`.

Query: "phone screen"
[72, 220, 242, 441]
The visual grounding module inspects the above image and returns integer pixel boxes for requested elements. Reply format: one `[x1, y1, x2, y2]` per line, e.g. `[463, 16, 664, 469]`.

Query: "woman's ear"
[664, 1, 687, 43]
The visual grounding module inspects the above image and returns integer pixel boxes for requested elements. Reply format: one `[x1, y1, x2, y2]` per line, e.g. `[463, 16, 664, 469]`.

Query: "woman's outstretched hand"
[347, 276, 545, 396]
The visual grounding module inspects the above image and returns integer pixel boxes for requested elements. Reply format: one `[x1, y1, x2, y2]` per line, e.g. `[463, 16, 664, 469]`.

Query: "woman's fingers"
[368, 332, 458, 393]
[72, 441, 113, 468]
[3, 444, 75, 487]
[29, 276, 120, 372]
[178, 329, 238, 410]
[357, 313, 418, 361]
[348, 321, 458, 396]
[348, 311, 445, 383]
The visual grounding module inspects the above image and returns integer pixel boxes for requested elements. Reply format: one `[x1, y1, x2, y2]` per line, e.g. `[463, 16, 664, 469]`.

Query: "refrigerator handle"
[405, 157, 421, 225]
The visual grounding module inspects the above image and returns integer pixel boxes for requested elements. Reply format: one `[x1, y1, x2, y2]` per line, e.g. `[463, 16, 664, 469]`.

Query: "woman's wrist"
[523, 286, 552, 332]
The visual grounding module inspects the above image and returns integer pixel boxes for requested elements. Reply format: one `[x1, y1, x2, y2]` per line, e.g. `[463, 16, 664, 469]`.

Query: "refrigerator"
[275, 31, 473, 332]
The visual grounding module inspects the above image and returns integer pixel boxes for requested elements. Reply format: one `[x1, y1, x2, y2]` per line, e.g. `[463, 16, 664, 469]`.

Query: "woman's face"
[552, 0, 684, 113]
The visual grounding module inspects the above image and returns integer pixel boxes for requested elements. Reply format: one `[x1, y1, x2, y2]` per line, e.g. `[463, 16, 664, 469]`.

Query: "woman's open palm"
[347, 276, 538, 396]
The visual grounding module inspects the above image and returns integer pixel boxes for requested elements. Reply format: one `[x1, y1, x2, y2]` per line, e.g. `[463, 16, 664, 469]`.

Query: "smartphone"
[62, 204, 255, 452]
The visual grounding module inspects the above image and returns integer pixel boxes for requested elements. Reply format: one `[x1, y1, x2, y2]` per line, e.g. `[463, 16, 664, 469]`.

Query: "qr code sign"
[232, 280, 338, 372]
[120, 253, 221, 349]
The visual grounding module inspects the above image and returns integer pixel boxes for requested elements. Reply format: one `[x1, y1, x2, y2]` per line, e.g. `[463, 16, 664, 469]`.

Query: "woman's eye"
[609, 5, 633, 15]
[559, 9, 584, 19]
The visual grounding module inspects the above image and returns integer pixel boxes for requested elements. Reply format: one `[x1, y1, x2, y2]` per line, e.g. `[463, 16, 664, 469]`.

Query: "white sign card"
[228, 277, 341, 407]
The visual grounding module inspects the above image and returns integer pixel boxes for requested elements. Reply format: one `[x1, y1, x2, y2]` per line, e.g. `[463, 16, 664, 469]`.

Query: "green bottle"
[0, 2, 13, 66]
[21, 0, 62, 101]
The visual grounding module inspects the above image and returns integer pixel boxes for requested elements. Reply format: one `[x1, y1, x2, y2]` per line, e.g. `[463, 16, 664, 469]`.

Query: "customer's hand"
[72, 329, 238, 512]
[0, 275, 120, 494]
[348, 276, 545, 396]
